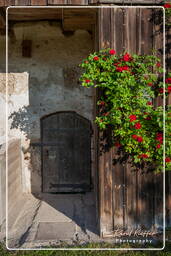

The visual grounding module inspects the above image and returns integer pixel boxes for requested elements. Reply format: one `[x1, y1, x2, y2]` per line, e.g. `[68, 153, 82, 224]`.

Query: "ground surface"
[6, 193, 100, 249]
[3, 193, 167, 250]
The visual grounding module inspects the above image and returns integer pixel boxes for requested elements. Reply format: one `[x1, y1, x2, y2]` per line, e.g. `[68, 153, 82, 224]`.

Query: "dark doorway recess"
[41, 111, 92, 193]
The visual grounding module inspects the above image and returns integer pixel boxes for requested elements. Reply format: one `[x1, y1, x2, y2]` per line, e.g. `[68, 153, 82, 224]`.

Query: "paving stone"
[35, 201, 72, 223]
[35, 222, 76, 240]
[8, 193, 100, 247]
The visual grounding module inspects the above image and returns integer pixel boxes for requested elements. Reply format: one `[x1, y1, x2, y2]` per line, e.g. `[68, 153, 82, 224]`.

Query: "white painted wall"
[0, 21, 94, 194]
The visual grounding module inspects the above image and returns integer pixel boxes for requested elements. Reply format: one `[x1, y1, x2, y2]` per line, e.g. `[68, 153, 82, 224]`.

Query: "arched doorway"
[41, 111, 92, 193]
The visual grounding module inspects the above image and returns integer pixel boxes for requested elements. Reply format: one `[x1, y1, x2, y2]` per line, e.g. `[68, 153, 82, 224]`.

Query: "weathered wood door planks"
[41, 112, 92, 193]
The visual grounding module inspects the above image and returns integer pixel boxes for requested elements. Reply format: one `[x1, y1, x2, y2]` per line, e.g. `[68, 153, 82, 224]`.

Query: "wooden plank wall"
[91, 0, 162, 3]
[98, 7, 166, 236]
[166, 17, 171, 227]
[0, 0, 163, 5]
[0, 0, 89, 6]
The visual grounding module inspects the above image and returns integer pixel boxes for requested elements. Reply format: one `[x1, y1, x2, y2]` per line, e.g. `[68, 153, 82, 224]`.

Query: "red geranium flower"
[123, 53, 132, 62]
[156, 132, 163, 137]
[137, 136, 143, 142]
[85, 79, 90, 83]
[139, 154, 149, 159]
[129, 115, 137, 122]
[134, 122, 142, 129]
[132, 135, 143, 142]
[159, 88, 164, 94]
[156, 132, 163, 143]
[147, 101, 152, 105]
[146, 116, 152, 120]
[132, 134, 138, 139]
[115, 142, 121, 147]
[166, 78, 171, 84]
[113, 62, 121, 66]
[116, 67, 123, 72]
[93, 56, 99, 61]
[109, 49, 116, 55]
[99, 101, 105, 106]
[167, 86, 171, 93]
[166, 157, 171, 163]
[164, 3, 171, 8]
[116, 66, 130, 72]
[156, 62, 161, 67]
[122, 66, 130, 71]
[148, 82, 153, 87]
[156, 144, 161, 149]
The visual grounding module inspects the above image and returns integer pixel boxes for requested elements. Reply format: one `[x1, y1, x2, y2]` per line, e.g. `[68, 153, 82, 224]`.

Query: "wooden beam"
[14, 0, 31, 5]
[62, 8, 96, 31]
[7, 7, 96, 31]
[8, 7, 62, 20]
[0, 0, 164, 5]
[89, 0, 163, 3]
[67, 0, 88, 5]
[48, 0, 67, 4]
[31, 0, 47, 5]
[0, 1, 5, 7]
[4, 0, 16, 5]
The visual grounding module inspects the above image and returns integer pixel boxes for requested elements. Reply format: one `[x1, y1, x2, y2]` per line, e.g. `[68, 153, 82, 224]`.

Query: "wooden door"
[41, 111, 92, 193]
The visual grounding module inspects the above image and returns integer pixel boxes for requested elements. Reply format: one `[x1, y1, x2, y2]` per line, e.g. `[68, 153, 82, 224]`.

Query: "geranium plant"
[79, 49, 171, 172]
[164, 2, 171, 25]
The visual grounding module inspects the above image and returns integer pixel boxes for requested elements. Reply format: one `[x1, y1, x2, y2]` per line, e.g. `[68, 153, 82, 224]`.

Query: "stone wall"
[0, 21, 94, 194]
[0, 139, 22, 237]
[8, 139, 23, 226]
[0, 140, 6, 230]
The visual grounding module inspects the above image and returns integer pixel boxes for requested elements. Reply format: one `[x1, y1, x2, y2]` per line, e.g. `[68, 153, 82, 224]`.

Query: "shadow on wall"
[7, 20, 99, 241]
[8, 107, 99, 240]
[98, 128, 164, 231]
[9, 106, 34, 139]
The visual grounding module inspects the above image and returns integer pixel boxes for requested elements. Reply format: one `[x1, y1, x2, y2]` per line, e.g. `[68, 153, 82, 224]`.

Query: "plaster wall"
[0, 21, 94, 194]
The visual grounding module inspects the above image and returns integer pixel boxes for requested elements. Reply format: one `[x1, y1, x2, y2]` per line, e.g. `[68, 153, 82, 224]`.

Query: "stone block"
[35, 222, 76, 240]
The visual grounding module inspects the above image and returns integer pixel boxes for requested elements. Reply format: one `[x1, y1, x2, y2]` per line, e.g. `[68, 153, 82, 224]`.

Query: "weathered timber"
[62, 8, 96, 31]
[8, 7, 62, 20]
[41, 112, 92, 193]
[31, 0, 47, 5]
[13, 0, 31, 5]
[98, 7, 165, 237]
[48, 0, 67, 4]
[90, 0, 163, 4]
[0, 7, 5, 28]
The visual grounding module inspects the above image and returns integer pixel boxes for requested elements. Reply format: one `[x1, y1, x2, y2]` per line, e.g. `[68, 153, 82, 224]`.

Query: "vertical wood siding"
[98, 7, 166, 236]
[166, 18, 171, 227]
[31, 0, 47, 5]
[0, 0, 89, 5]
[0, 0, 163, 6]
